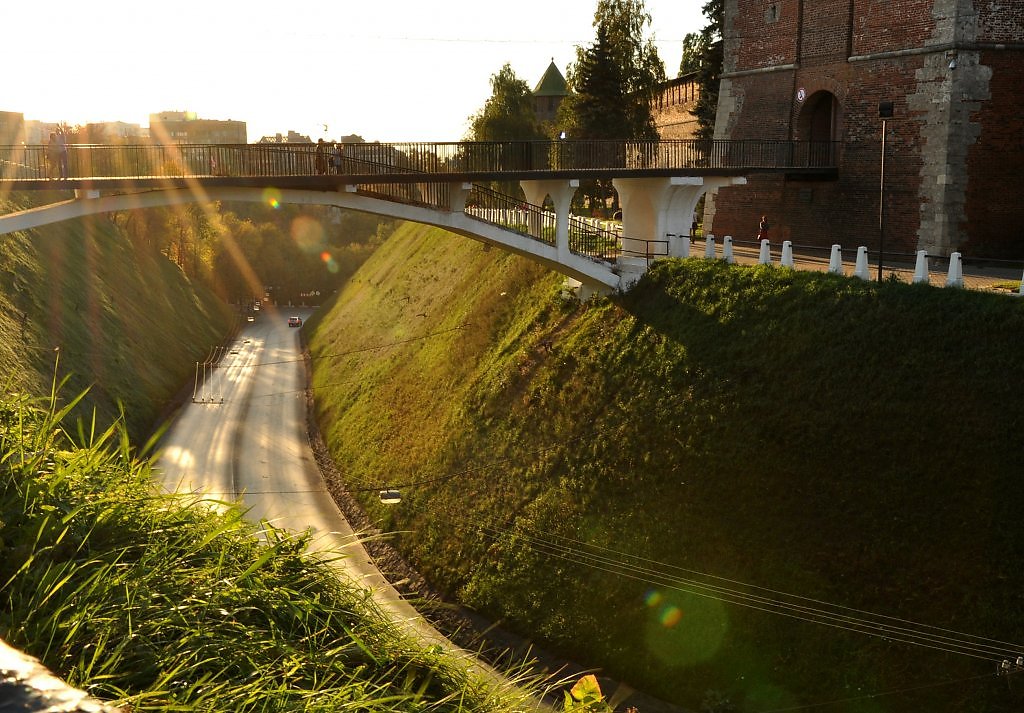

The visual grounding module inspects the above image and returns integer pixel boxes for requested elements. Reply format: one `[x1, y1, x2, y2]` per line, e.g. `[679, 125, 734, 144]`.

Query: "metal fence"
[0, 138, 840, 182]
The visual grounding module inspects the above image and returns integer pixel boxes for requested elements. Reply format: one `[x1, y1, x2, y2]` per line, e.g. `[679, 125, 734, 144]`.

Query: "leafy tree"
[467, 63, 542, 142]
[556, 0, 666, 214]
[679, 31, 702, 75]
[560, 0, 666, 142]
[693, 0, 723, 140]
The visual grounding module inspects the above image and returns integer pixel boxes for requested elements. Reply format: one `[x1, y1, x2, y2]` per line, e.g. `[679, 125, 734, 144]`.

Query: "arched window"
[798, 91, 839, 165]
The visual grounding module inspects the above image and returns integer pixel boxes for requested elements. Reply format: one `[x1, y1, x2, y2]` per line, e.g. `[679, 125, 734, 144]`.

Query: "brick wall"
[707, 0, 1024, 258]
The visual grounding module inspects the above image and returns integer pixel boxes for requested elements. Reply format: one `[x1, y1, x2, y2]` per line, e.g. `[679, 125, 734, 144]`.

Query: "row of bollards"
[683, 234, 1022, 292]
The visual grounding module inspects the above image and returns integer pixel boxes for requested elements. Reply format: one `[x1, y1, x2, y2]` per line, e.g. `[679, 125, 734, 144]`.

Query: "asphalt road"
[154, 306, 541, 707]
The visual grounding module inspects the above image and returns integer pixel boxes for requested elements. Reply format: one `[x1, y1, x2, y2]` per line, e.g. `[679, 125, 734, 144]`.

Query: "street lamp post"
[878, 101, 894, 282]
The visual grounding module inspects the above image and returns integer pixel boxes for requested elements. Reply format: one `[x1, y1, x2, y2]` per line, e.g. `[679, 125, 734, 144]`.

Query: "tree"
[467, 63, 542, 142]
[560, 0, 665, 142]
[693, 0, 723, 140]
[678, 32, 702, 75]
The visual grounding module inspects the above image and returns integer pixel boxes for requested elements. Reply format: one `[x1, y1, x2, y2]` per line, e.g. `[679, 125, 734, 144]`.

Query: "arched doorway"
[798, 91, 839, 164]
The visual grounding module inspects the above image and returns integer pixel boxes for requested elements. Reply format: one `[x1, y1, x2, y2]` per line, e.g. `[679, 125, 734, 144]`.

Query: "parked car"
[288, 316, 302, 327]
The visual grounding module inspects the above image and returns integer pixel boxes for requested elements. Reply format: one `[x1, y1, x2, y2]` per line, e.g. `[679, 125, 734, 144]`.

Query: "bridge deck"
[1, 139, 838, 188]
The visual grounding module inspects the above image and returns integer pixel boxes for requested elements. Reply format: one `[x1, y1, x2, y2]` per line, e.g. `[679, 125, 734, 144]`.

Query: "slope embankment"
[307, 220, 1024, 713]
[0, 192, 233, 438]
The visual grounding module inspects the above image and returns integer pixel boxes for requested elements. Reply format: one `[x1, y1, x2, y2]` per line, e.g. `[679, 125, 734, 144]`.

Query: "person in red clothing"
[757, 215, 770, 240]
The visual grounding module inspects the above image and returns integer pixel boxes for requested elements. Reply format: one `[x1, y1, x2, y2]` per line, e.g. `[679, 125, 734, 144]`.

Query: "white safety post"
[758, 239, 772, 265]
[1019, 267, 1024, 296]
[854, 246, 871, 280]
[945, 252, 964, 288]
[781, 240, 794, 268]
[828, 244, 844, 275]
[912, 250, 929, 284]
[705, 234, 716, 259]
[680, 236, 691, 258]
[723, 236, 735, 264]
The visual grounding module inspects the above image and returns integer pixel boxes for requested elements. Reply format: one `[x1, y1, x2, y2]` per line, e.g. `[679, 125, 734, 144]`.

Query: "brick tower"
[705, 0, 1024, 258]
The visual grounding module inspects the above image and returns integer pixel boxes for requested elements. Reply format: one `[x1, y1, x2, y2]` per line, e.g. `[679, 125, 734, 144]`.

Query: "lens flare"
[660, 606, 683, 628]
[321, 251, 339, 274]
[261, 187, 281, 209]
[644, 590, 663, 608]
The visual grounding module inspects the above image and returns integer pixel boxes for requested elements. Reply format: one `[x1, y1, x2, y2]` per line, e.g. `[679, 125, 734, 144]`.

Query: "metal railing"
[0, 138, 839, 182]
[464, 185, 555, 246]
[568, 217, 621, 262]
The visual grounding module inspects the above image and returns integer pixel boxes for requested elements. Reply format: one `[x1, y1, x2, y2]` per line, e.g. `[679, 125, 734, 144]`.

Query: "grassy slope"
[0, 192, 232, 438]
[0, 203, 535, 712]
[308, 222, 1024, 713]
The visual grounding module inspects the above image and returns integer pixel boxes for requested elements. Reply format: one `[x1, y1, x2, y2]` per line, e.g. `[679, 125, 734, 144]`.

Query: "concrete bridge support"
[613, 176, 749, 261]
[520, 179, 578, 264]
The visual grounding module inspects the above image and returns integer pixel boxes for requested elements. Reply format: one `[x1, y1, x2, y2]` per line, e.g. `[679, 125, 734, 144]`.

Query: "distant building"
[652, 73, 700, 140]
[149, 111, 247, 144]
[258, 131, 313, 144]
[82, 121, 147, 142]
[0, 111, 26, 145]
[532, 60, 568, 126]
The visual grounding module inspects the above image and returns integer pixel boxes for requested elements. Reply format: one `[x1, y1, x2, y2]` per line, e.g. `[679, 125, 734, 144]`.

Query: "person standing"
[57, 130, 68, 179]
[46, 132, 60, 179]
[757, 215, 770, 240]
[332, 142, 343, 174]
[315, 139, 327, 175]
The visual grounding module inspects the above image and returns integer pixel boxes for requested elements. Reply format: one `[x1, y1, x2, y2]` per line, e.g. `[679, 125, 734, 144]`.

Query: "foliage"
[678, 32, 703, 75]
[467, 63, 543, 142]
[309, 223, 1024, 713]
[556, 0, 665, 214]
[693, 0, 723, 140]
[559, 0, 665, 142]
[0, 391, 535, 712]
[0, 194, 231, 440]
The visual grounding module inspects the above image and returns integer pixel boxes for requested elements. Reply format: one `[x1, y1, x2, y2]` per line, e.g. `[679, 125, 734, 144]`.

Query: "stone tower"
[706, 0, 1024, 257]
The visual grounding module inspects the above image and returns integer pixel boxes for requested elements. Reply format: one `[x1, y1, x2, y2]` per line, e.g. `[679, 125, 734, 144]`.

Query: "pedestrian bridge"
[0, 139, 837, 294]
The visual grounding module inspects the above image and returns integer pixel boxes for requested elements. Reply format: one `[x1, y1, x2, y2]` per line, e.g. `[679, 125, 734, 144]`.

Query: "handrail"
[0, 139, 839, 182]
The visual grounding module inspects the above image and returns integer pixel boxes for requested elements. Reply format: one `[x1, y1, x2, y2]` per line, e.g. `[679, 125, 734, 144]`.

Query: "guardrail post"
[704, 234, 716, 259]
[854, 246, 871, 280]
[912, 250, 929, 284]
[828, 245, 844, 275]
[759, 239, 772, 265]
[781, 241, 794, 267]
[945, 252, 964, 288]
[723, 236, 735, 264]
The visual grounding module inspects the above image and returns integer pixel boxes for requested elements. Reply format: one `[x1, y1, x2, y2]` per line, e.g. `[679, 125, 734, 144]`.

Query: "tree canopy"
[557, 0, 666, 141]
[467, 63, 542, 142]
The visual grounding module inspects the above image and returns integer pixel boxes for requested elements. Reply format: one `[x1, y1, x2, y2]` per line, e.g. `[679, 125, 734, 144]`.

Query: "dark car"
[288, 316, 302, 327]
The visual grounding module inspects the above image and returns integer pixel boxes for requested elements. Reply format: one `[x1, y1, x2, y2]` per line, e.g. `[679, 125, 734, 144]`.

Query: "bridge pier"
[613, 176, 749, 260]
[520, 179, 578, 265]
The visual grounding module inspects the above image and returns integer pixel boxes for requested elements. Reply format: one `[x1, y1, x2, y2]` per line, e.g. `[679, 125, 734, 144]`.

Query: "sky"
[4, 0, 704, 144]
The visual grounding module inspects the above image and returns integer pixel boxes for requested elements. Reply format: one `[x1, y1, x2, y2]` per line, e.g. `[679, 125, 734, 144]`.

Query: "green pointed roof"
[533, 60, 568, 97]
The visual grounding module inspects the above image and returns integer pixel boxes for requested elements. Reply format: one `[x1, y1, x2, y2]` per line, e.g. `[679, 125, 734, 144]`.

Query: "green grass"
[0, 389, 542, 712]
[308, 224, 1024, 713]
[0, 192, 233, 439]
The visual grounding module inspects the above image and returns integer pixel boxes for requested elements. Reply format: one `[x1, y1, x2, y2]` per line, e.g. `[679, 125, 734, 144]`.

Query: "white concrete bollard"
[781, 241, 794, 268]
[758, 239, 772, 265]
[1019, 267, 1024, 296]
[912, 250, 930, 284]
[723, 236, 735, 264]
[854, 246, 871, 280]
[945, 252, 964, 288]
[705, 234, 716, 259]
[828, 244, 844, 275]
[680, 236, 691, 258]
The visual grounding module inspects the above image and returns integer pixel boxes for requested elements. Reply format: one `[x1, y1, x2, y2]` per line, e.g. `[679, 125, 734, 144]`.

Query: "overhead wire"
[462, 518, 1021, 662]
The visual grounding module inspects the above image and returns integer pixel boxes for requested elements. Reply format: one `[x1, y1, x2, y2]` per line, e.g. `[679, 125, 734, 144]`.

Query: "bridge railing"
[465, 185, 556, 246]
[0, 139, 839, 182]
